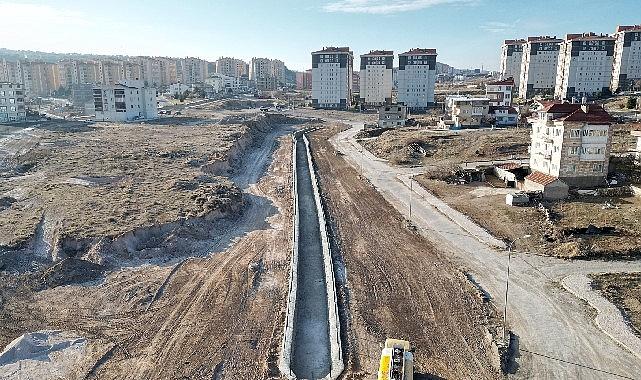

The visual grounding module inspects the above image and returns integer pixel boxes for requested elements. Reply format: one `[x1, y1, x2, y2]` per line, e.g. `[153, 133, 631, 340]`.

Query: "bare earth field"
[309, 126, 501, 379]
[414, 176, 641, 258]
[591, 273, 641, 337]
[360, 127, 530, 166]
[0, 103, 304, 379]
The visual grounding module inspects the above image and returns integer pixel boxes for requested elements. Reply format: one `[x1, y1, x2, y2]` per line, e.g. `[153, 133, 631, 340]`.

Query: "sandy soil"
[309, 126, 501, 379]
[591, 273, 641, 338]
[0, 129, 294, 379]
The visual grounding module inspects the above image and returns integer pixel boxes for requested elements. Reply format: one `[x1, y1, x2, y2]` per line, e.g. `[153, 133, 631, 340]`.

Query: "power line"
[518, 348, 637, 380]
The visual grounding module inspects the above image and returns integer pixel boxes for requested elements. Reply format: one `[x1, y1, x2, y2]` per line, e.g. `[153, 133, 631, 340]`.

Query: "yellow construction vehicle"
[377, 338, 414, 380]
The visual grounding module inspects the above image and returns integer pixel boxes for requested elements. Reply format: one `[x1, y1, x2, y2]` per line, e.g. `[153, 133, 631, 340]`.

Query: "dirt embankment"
[361, 127, 530, 166]
[0, 123, 295, 379]
[309, 126, 501, 379]
[591, 273, 641, 338]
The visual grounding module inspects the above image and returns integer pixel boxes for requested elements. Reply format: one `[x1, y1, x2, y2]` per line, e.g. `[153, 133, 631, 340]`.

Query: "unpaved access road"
[309, 127, 501, 379]
[331, 122, 641, 379]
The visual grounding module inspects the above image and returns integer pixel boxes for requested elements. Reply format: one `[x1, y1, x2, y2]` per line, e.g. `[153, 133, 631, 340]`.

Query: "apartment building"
[352, 71, 360, 95]
[98, 60, 124, 85]
[295, 69, 312, 90]
[311, 47, 353, 109]
[519, 36, 563, 99]
[555, 33, 615, 101]
[120, 61, 143, 82]
[486, 77, 514, 106]
[611, 25, 641, 92]
[215, 57, 248, 78]
[396, 48, 437, 111]
[529, 102, 614, 187]
[500, 39, 525, 88]
[177, 57, 208, 85]
[93, 79, 157, 122]
[359, 50, 393, 107]
[0, 60, 23, 84]
[0, 83, 26, 123]
[443, 96, 490, 128]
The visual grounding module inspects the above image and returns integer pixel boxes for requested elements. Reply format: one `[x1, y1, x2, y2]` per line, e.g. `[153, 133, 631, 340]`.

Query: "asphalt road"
[330, 122, 641, 380]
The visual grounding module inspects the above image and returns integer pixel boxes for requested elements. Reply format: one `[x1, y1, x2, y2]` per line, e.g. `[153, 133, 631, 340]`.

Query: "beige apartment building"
[250, 57, 285, 90]
[554, 33, 615, 101]
[529, 102, 614, 187]
[216, 57, 248, 78]
[611, 25, 641, 92]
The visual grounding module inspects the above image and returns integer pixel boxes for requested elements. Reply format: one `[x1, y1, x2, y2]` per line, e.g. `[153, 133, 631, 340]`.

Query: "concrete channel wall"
[280, 131, 344, 380]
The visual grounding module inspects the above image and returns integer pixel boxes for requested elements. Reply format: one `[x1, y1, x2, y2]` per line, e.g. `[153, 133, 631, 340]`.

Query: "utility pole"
[503, 234, 530, 342]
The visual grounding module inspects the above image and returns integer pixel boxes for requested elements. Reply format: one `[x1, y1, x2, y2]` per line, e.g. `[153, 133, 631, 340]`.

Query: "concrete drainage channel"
[280, 130, 344, 380]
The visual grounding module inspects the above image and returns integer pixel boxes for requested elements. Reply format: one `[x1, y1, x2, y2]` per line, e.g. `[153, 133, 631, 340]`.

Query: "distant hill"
[0, 48, 131, 63]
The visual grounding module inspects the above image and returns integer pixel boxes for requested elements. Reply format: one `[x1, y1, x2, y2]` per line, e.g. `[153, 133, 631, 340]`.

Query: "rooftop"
[527, 36, 562, 43]
[616, 25, 641, 33]
[566, 32, 615, 41]
[312, 47, 352, 54]
[361, 50, 394, 57]
[399, 48, 437, 56]
[504, 39, 526, 45]
[526, 171, 561, 186]
[487, 77, 515, 86]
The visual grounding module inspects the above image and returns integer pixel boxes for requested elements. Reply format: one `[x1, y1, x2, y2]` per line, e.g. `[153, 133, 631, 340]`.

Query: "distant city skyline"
[0, 0, 639, 71]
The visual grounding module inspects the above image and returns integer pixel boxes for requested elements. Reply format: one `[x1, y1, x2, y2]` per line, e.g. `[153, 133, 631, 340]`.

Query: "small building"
[0, 83, 26, 123]
[489, 106, 518, 126]
[524, 171, 569, 200]
[168, 83, 190, 96]
[494, 162, 528, 187]
[443, 96, 490, 128]
[93, 79, 157, 122]
[378, 105, 407, 128]
[486, 77, 515, 107]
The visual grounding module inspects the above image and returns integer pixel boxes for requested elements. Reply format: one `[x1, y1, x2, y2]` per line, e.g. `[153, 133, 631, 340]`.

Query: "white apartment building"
[93, 80, 157, 122]
[396, 48, 437, 111]
[311, 47, 353, 110]
[205, 73, 247, 94]
[0, 83, 26, 123]
[443, 96, 490, 128]
[555, 33, 615, 101]
[519, 36, 563, 99]
[611, 25, 641, 93]
[500, 39, 525, 88]
[486, 77, 515, 107]
[529, 102, 614, 187]
[215, 57, 248, 78]
[359, 50, 394, 107]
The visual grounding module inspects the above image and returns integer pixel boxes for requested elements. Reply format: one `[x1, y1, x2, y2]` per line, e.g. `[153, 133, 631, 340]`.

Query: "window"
[569, 146, 579, 155]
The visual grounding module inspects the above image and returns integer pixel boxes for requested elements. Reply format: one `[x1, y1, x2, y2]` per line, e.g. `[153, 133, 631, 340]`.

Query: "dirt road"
[331, 121, 641, 379]
[308, 127, 501, 379]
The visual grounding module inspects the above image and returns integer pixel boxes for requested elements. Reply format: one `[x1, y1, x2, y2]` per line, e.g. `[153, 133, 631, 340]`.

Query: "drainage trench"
[280, 132, 343, 380]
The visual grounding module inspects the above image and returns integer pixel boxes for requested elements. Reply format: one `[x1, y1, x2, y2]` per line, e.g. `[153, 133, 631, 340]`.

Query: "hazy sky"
[1, 0, 639, 71]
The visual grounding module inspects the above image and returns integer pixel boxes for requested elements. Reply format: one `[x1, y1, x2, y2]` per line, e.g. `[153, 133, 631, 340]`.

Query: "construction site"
[1, 97, 641, 379]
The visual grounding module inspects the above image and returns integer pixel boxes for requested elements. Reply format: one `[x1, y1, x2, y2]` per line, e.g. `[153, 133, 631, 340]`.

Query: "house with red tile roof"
[528, 102, 614, 189]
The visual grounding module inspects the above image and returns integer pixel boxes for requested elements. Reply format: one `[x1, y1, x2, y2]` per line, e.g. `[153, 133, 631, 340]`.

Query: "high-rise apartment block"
[216, 57, 248, 78]
[529, 102, 614, 187]
[611, 25, 641, 92]
[359, 50, 393, 107]
[250, 57, 286, 90]
[296, 69, 312, 90]
[311, 47, 353, 110]
[519, 36, 563, 99]
[500, 39, 525, 88]
[396, 48, 437, 111]
[177, 57, 208, 85]
[555, 33, 615, 101]
[0, 83, 26, 123]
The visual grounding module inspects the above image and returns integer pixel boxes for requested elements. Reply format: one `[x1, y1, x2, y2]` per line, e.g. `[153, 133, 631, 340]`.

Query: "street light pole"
[503, 234, 530, 342]
[409, 175, 414, 220]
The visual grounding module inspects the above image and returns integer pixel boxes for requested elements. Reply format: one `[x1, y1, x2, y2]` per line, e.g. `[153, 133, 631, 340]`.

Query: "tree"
[627, 97, 638, 110]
